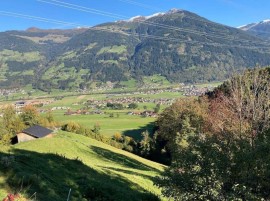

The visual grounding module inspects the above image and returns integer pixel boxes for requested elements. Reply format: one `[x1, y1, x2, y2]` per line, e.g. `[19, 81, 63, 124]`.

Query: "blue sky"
[0, 0, 269, 31]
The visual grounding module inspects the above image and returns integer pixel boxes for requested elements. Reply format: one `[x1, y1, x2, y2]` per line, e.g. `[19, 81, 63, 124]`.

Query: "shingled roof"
[22, 125, 53, 138]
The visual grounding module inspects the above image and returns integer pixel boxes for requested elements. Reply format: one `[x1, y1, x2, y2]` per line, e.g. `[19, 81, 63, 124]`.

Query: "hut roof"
[22, 125, 53, 138]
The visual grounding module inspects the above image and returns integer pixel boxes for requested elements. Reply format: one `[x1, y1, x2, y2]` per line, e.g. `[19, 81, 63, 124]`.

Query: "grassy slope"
[0, 132, 166, 201]
[0, 177, 5, 193]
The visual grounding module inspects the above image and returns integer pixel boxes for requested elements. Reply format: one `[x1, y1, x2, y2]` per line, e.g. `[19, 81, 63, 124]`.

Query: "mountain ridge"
[239, 19, 270, 40]
[1, 9, 270, 90]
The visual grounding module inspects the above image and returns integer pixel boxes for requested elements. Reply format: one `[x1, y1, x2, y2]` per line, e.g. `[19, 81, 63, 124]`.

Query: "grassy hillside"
[0, 131, 165, 201]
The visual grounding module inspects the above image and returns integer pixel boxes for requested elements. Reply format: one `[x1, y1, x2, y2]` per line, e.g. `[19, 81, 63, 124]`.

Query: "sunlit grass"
[0, 132, 166, 200]
[52, 111, 155, 137]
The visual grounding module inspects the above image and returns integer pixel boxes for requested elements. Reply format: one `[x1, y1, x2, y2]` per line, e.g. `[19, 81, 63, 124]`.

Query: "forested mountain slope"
[1, 9, 270, 90]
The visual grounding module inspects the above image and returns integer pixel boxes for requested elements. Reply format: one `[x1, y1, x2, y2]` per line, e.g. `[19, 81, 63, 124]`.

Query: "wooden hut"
[17, 125, 53, 143]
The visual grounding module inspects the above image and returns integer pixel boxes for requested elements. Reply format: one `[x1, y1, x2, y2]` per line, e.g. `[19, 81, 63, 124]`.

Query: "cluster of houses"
[128, 88, 183, 95]
[63, 108, 158, 118]
[139, 83, 215, 97]
[127, 110, 158, 118]
[183, 85, 213, 96]
[14, 100, 53, 109]
[85, 97, 175, 109]
[51, 106, 70, 111]
[64, 109, 104, 116]
[0, 88, 21, 96]
[86, 83, 214, 99]
[73, 82, 187, 97]
[0, 100, 54, 116]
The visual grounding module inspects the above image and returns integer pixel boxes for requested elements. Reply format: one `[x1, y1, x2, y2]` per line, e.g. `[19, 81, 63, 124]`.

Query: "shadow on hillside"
[122, 122, 156, 140]
[101, 166, 155, 181]
[0, 149, 161, 201]
[90, 146, 159, 172]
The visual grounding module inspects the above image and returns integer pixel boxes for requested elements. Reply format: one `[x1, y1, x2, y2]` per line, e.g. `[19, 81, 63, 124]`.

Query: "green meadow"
[53, 111, 156, 139]
[0, 132, 166, 201]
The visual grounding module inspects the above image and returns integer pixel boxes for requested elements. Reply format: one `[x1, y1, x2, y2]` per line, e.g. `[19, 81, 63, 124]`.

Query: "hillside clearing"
[0, 131, 166, 201]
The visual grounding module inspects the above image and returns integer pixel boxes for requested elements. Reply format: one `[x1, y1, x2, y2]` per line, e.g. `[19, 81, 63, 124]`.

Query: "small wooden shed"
[17, 125, 53, 143]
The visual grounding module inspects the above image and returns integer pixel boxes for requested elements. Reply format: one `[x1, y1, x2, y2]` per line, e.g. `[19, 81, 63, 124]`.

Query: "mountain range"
[1, 9, 270, 91]
[239, 19, 270, 40]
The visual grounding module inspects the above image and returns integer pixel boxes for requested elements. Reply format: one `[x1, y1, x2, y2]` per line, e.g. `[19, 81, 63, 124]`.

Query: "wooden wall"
[16, 132, 53, 143]
[17, 133, 36, 143]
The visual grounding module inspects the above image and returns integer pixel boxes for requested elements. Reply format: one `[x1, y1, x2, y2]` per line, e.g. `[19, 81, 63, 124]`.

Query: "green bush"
[62, 121, 81, 133]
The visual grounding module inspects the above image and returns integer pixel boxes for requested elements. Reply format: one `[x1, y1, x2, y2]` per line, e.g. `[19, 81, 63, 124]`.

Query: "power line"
[36, 0, 232, 37]
[0, 11, 87, 27]
[38, 0, 126, 19]
[123, 0, 270, 38]
[116, 0, 251, 30]
[37, 0, 270, 46]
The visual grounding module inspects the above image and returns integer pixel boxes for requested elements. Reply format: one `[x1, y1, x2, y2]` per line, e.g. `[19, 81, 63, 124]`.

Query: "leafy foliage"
[0, 106, 25, 145]
[19, 105, 39, 126]
[128, 103, 139, 109]
[155, 67, 270, 200]
[0, 105, 57, 145]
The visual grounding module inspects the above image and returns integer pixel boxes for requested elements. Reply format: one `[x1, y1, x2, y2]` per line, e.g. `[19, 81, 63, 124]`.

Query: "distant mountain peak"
[261, 19, 270, 24]
[239, 19, 270, 40]
[239, 19, 270, 29]
[126, 15, 146, 22]
[123, 8, 184, 23]
[125, 12, 166, 22]
[237, 23, 256, 30]
[146, 12, 166, 19]
[167, 8, 183, 14]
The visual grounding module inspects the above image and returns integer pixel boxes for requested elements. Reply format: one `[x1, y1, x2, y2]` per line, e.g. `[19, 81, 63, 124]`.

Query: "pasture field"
[0, 132, 166, 201]
[52, 111, 156, 139]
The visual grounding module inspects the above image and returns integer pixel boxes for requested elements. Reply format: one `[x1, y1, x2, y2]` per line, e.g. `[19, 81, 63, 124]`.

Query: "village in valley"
[0, 83, 214, 118]
[0, 82, 216, 140]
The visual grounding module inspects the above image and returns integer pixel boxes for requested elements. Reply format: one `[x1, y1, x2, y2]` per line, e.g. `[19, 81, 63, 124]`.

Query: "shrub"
[113, 132, 123, 142]
[20, 105, 40, 126]
[62, 121, 81, 133]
